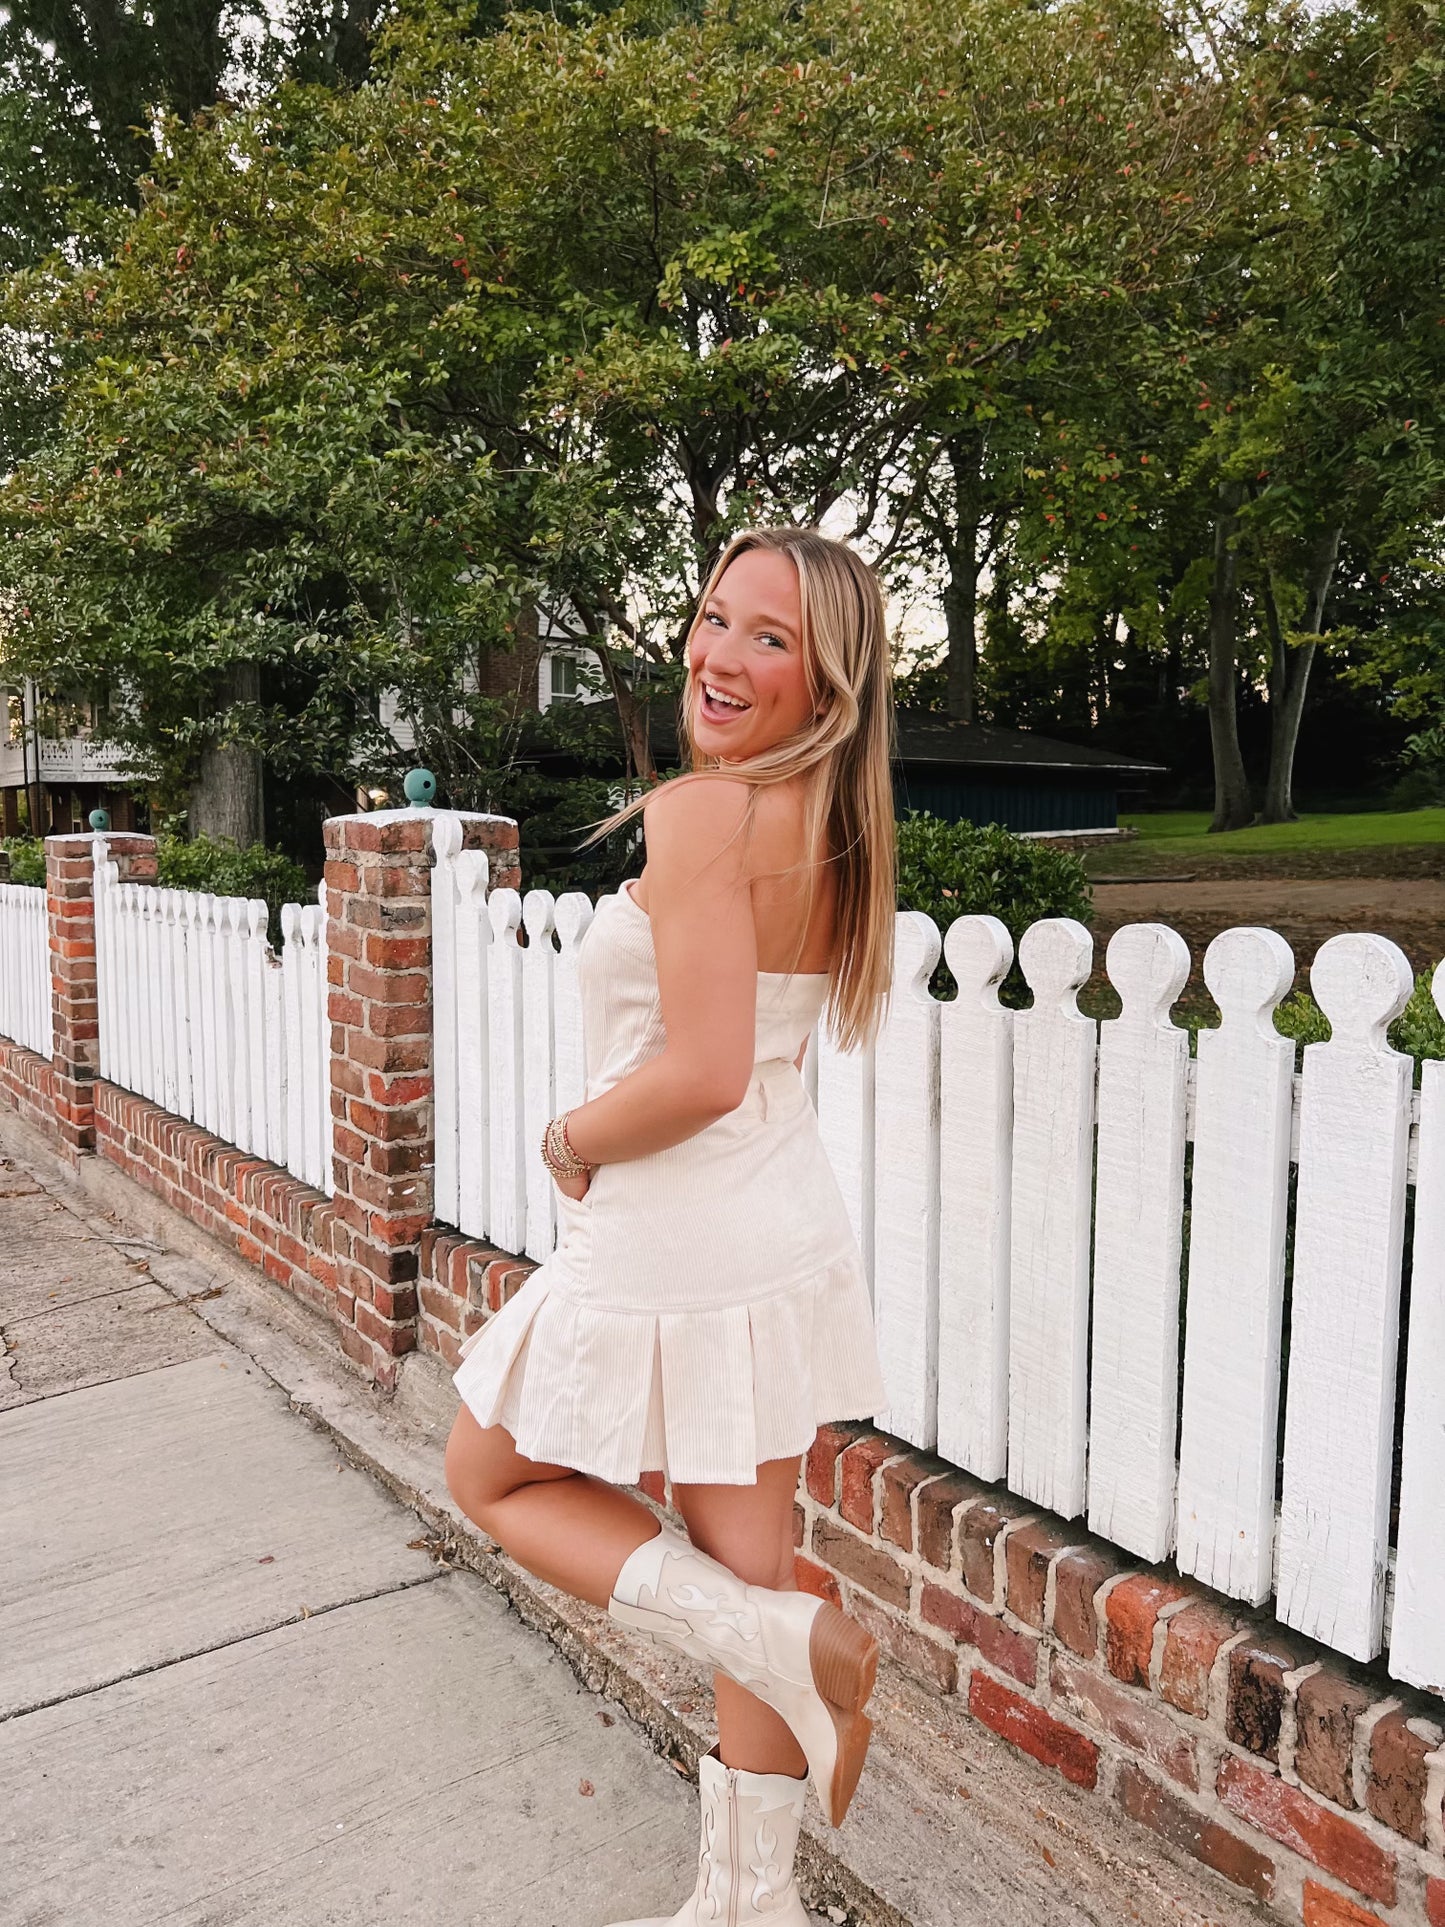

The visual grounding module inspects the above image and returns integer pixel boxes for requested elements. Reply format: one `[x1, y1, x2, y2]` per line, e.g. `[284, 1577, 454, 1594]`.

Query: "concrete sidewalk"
[0, 1152, 734, 1926]
[1, 1115, 1273, 1927]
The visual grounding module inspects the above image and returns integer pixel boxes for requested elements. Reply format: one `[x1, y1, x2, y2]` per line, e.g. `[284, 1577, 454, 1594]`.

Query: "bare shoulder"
[641, 773, 755, 874]
[738, 776, 827, 883]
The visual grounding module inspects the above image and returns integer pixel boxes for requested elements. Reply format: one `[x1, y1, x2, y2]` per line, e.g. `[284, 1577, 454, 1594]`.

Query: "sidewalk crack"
[0, 1569, 446, 1726]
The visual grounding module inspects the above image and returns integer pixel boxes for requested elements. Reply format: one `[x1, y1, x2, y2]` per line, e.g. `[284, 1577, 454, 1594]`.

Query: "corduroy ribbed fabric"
[452, 878, 886, 1485]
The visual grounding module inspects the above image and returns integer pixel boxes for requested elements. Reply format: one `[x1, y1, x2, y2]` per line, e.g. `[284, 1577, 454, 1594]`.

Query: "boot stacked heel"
[810, 1602, 879, 1712]
[808, 1604, 879, 1825]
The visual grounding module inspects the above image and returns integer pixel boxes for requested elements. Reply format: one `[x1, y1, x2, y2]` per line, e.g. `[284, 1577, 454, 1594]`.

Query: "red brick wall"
[94, 1083, 340, 1324]
[322, 808, 519, 1389]
[0, 1038, 55, 1138]
[785, 1430, 1443, 1925]
[45, 832, 155, 1157]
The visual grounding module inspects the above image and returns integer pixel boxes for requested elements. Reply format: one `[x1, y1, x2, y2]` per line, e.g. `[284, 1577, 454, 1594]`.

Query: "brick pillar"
[45, 832, 156, 1158]
[322, 806, 519, 1388]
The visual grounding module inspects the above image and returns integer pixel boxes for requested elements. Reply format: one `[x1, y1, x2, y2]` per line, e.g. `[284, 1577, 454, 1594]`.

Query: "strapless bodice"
[575, 879, 829, 1100]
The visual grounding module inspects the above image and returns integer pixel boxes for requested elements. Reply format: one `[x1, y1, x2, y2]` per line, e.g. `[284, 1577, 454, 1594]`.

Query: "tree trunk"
[611, 675, 657, 785]
[1206, 483, 1253, 832]
[943, 437, 985, 725]
[189, 663, 264, 845]
[942, 540, 981, 724]
[595, 631, 656, 786]
[1260, 528, 1342, 824]
[1096, 610, 1120, 724]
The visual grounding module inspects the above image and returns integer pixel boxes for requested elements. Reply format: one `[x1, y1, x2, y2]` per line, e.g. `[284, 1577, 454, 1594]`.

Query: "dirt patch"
[1086, 843, 1444, 884]
[1087, 875, 1445, 1013]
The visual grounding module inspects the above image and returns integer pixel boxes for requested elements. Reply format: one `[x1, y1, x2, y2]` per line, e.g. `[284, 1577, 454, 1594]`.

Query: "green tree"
[1165, 1, 1445, 827]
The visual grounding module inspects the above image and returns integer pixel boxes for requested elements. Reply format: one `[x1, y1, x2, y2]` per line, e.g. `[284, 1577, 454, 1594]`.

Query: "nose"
[698, 635, 747, 683]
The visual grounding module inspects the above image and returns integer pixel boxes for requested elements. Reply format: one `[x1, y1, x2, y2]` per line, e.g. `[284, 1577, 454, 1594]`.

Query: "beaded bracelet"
[541, 1109, 595, 1182]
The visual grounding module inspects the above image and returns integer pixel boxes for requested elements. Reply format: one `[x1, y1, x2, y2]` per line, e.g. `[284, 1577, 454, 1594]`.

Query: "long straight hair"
[577, 526, 898, 1056]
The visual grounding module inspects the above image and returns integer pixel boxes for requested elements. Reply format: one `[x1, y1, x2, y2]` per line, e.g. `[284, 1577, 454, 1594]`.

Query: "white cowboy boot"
[609, 1747, 811, 1926]
[607, 1522, 877, 1828]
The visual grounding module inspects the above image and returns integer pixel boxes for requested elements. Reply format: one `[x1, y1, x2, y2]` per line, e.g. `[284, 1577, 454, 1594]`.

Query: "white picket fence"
[0, 883, 52, 1062]
[93, 843, 333, 1195]
[429, 835, 1442, 1693]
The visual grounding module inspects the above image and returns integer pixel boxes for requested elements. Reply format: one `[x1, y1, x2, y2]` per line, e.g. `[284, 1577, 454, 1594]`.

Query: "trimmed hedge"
[896, 810, 1094, 1008]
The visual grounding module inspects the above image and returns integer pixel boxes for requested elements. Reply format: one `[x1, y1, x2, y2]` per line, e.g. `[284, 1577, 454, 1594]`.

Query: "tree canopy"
[1, 0, 1440, 840]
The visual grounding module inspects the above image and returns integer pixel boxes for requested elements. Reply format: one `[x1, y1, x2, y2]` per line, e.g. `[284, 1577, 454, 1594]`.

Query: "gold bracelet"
[560, 1111, 594, 1172]
[541, 1110, 594, 1181]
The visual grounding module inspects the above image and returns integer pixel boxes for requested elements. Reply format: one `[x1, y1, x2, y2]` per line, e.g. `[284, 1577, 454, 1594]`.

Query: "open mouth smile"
[699, 679, 753, 722]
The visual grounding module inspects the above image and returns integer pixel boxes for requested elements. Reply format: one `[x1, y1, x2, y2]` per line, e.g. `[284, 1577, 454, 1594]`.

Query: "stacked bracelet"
[541, 1109, 595, 1182]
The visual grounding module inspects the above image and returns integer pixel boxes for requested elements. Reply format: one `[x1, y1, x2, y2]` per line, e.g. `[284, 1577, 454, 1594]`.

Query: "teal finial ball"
[89, 808, 110, 831]
[403, 768, 437, 807]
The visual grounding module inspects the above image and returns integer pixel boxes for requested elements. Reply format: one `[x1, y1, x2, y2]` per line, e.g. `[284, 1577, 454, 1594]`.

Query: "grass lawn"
[1119, 807, 1445, 856]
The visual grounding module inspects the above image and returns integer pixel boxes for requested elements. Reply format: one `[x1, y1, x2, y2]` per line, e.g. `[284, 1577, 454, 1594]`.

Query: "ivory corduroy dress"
[452, 876, 887, 1486]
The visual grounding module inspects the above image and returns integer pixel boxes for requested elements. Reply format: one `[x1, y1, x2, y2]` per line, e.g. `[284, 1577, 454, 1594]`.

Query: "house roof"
[893, 711, 1167, 776]
[647, 704, 1166, 777]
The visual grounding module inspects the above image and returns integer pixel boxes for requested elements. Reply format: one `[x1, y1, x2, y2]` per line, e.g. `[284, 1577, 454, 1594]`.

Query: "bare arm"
[560, 775, 761, 1169]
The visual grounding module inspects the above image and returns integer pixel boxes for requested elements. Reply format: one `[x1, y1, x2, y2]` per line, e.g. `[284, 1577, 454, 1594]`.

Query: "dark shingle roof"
[647, 702, 1165, 776]
[893, 711, 1167, 776]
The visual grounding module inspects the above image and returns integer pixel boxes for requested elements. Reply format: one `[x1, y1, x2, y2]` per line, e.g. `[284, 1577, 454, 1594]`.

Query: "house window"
[549, 653, 579, 700]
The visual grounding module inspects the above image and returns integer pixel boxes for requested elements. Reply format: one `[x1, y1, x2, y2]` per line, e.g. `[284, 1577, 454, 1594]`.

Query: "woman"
[444, 525, 897, 1925]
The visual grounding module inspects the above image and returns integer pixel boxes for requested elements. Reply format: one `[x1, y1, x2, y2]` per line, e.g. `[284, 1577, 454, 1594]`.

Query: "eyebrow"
[705, 594, 799, 639]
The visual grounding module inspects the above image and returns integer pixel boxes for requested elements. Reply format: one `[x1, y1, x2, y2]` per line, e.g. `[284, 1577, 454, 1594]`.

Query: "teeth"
[703, 682, 750, 711]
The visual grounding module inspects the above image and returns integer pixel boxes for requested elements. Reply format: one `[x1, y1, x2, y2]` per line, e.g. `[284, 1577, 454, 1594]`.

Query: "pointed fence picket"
[521, 889, 560, 1263]
[1276, 935, 1415, 1661]
[0, 884, 52, 1062]
[486, 886, 527, 1259]
[1390, 960, 1445, 1694]
[814, 1018, 875, 1303]
[91, 847, 332, 1198]
[1175, 929, 1297, 1603]
[871, 913, 943, 1450]
[1087, 924, 1192, 1563]
[937, 915, 1014, 1479]
[1008, 919, 1097, 1520]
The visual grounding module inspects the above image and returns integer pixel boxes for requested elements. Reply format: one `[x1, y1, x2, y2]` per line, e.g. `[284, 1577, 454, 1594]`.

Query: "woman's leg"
[444, 1402, 659, 1610]
[670, 1455, 809, 1779]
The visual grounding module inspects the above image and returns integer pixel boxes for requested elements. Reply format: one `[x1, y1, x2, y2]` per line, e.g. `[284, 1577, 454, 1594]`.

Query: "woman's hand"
[553, 1169, 591, 1204]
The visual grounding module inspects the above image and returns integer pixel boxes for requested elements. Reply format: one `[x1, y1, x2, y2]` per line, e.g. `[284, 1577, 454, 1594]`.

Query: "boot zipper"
[727, 1766, 740, 1927]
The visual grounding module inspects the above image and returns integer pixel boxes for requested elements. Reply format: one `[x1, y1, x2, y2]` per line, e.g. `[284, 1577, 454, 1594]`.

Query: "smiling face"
[687, 545, 815, 762]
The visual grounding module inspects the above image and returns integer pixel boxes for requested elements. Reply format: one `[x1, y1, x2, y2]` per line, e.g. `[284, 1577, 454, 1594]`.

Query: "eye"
[761, 632, 788, 649]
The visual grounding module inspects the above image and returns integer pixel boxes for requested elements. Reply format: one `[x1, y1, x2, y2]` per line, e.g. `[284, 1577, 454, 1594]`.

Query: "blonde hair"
[577, 526, 898, 1056]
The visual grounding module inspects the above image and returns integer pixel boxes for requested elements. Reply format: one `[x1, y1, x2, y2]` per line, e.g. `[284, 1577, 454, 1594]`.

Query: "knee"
[737, 1541, 797, 1591]
[692, 1521, 795, 1591]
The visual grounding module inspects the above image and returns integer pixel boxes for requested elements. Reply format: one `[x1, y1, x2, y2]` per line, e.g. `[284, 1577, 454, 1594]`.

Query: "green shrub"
[1274, 968, 1445, 1079]
[153, 833, 312, 945]
[895, 811, 1094, 1007]
[1, 836, 45, 886]
[1391, 727, 1445, 809]
[3, 831, 310, 946]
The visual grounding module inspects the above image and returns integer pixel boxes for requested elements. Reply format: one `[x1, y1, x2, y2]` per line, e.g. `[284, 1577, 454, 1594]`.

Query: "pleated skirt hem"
[451, 1249, 887, 1487]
